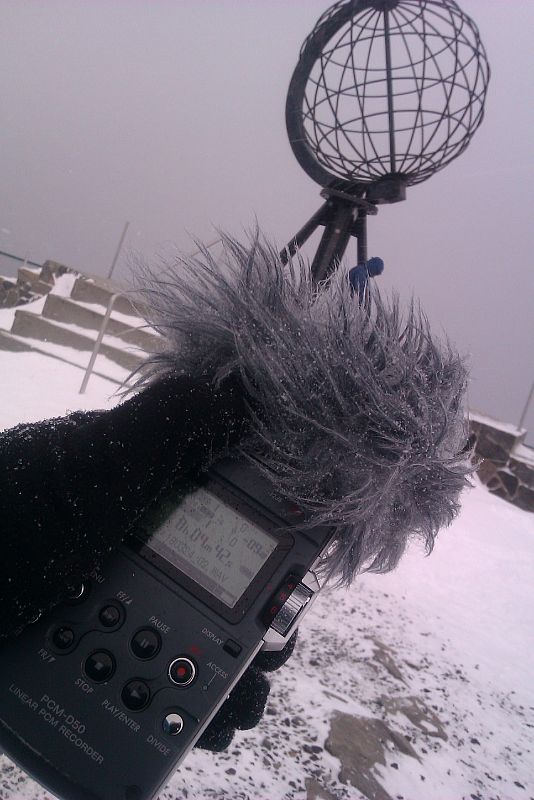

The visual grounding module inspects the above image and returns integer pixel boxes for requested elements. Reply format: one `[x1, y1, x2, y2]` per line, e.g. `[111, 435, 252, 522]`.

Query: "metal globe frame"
[282, 0, 490, 282]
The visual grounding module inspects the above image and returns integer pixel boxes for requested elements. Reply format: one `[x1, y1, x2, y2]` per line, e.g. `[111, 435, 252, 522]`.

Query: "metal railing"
[0, 249, 41, 274]
[79, 292, 124, 394]
[79, 237, 223, 393]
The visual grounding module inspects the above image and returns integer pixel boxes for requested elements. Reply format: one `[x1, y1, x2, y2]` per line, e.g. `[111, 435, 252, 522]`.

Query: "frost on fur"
[131, 233, 472, 585]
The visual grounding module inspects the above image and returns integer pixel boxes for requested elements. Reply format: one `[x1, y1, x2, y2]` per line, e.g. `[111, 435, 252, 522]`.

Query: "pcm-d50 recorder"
[0, 458, 333, 800]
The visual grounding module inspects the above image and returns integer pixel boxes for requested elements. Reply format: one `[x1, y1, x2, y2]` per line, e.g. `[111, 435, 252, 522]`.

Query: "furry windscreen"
[131, 234, 472, 585]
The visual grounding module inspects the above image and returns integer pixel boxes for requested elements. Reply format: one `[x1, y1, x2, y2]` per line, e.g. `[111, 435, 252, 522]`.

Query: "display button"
[52, 626, 75, 650]
[99, 604, 122, 628]
[84, 651, 115, 682]
[122, 680, 150, 711]
[163, 713, 184, 736]
[131, 628, 161, 660]
[168, 657, 196, 687]
[223, 639, 242, 658]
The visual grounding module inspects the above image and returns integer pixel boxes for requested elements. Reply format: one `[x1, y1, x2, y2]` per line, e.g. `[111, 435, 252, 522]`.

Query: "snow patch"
[49, 272, 78, 298]
[512, 442, 534, 466]
[0, 294, 47, 331]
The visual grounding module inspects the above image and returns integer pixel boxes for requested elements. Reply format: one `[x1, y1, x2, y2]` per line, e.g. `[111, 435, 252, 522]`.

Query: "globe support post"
[281, 188, 377, 282]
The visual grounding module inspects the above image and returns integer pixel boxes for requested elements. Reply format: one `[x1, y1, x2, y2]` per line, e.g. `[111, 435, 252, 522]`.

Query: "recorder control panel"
[0, 459, 331, 800]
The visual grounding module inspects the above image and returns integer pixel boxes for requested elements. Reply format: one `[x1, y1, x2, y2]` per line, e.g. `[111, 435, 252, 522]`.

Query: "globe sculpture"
[282, 0, 490, 280]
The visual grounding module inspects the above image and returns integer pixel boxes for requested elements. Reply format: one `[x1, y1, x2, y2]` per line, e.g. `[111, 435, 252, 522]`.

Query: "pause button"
[130, 628, 161, 660]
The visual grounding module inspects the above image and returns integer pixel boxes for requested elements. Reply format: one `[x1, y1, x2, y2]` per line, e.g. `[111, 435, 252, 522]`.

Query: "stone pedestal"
[470, 413, 534, 512]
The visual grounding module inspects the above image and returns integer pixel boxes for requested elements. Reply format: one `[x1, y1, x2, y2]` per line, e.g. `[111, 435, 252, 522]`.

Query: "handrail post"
[79, 293, 121, 394]
[107, 222, 130, 280]
[518, 380, 534, 431]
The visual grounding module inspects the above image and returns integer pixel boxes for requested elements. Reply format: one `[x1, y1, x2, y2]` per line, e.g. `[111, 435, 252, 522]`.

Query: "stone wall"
[470, 412, 534, 512]
[0, 260, 72, 308]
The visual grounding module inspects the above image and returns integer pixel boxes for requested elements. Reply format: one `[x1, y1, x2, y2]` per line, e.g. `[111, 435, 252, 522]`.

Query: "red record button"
[262, 574, 299, 626]
[168, 657, 196, 687]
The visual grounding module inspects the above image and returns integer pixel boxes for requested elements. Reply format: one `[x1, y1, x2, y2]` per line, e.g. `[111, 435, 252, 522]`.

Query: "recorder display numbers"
[145, 488, 278, 607]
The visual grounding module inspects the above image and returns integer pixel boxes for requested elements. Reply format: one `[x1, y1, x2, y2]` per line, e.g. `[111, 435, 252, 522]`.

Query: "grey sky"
[1, 0, 533, 441]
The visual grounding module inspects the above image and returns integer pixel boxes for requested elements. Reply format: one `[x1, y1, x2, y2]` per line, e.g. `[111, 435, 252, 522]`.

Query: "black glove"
[196, 631, 298, 751]
[0, 373, 248, 639]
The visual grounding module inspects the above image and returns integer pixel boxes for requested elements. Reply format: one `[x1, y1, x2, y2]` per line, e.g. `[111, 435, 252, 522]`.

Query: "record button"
[168, 657, 196, 687]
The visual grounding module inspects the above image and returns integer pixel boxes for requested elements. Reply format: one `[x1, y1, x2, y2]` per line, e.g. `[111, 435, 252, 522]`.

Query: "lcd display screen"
[145, 487, 278, 608]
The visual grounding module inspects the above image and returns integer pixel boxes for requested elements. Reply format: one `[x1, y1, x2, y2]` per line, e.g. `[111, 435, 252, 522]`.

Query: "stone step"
[0, 329, 32, 352]
[11, 310, 144, 373]
[16, 266, 54, 295]
[0, 278, 20, 309]
[70, 276, 147, 318]
[0, 329, 126, 387]
[41, 293, 161, 353]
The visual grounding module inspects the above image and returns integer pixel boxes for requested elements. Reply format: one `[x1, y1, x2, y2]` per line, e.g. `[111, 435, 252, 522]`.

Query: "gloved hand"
[0, 373, 249, 639]
[196, 631, 298, 751]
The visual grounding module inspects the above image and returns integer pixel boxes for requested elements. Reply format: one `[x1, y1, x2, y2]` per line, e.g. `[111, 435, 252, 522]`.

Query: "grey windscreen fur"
[130, 233, 473, 585]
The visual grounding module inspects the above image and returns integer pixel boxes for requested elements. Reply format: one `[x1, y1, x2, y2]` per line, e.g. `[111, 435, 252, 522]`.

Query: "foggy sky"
[1, 0, 533, 442]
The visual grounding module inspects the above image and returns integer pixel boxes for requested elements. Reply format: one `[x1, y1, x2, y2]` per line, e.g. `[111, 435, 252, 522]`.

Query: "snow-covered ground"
[0, 350, 532, 800]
